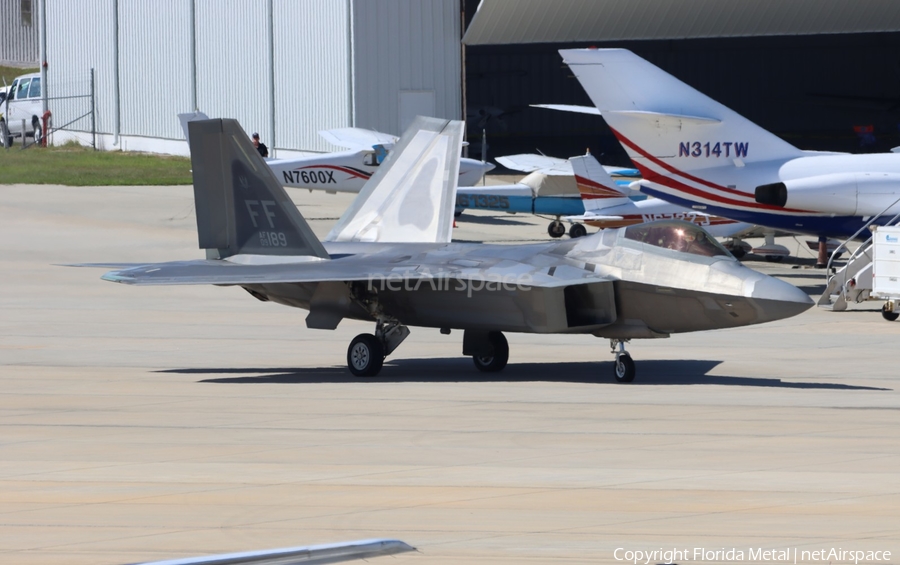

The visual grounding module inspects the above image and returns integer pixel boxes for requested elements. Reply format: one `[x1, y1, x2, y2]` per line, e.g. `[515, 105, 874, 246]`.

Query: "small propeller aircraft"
[179, 112, 493, 193]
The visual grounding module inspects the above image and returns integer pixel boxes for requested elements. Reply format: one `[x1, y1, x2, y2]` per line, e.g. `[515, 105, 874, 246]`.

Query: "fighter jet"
[94, 116, 812, 383]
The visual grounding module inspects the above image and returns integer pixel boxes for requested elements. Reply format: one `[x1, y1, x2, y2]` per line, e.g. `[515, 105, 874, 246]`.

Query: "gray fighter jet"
[94, 117, 812, 382]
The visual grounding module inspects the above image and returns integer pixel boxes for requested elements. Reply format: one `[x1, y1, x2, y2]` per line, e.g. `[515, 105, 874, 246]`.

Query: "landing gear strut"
[346, 281, 410, 377]
[347, 318, 410, 377]
[610, 339, 635, 383]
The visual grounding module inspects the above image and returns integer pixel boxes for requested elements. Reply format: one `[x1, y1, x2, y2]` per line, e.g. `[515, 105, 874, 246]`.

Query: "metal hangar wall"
[42, 0, 462, 156]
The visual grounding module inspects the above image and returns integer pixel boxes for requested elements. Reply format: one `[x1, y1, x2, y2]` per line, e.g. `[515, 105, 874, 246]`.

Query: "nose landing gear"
[611, 339, 635, 383]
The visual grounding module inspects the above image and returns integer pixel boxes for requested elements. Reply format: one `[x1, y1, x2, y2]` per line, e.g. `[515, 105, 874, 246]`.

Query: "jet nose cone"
[749, 275, 814, 322]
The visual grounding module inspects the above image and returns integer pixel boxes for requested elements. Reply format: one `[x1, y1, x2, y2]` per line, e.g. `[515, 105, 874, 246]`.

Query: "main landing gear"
[548, 219, 588, 239]
[611, 339, 635, 383]
[568, 223, 587, 238]
[347, 317, 410, 377]
[467, 331, 509, 372]
[548, 218, 566, 238]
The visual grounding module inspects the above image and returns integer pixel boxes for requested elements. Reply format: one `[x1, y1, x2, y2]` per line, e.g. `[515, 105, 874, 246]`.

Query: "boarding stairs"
[818, 201, 900, 311]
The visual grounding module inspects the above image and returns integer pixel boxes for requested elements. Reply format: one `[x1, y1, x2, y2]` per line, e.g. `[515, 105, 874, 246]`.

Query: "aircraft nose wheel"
[614, 353, 635, 383]
[347, 333, 385, 377]
[472, 331, 509, 372]
[610, 339, 635, 383]
[548, 220, 566, 238]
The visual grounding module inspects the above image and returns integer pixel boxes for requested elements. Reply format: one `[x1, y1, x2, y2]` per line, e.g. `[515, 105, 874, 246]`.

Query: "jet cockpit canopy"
[624, 220, 732, 258]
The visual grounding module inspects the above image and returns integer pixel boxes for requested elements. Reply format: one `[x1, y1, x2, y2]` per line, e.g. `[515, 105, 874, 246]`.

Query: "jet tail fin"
[326, 116, 464, 243]
[561, 49, 803, 176]
[570, 154, 632, 211]
[188, 119, 329, 259]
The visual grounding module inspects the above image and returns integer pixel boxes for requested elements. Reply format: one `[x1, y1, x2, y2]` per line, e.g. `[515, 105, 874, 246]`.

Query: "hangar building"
[39, 0, 461, 156]
[17, 0, 900, 160]
[0, 1, 39, 67]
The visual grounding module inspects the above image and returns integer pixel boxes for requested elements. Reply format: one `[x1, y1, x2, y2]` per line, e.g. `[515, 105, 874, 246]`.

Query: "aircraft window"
[623, 220, 731, 257]
[28, 77, 40, 98]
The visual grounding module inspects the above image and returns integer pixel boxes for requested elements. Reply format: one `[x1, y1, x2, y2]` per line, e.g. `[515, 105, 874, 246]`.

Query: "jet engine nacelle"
[755, 173, 900, 216]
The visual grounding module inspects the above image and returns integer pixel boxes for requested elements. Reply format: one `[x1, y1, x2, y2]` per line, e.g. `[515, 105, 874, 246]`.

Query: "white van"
[1, 72, 43, 145]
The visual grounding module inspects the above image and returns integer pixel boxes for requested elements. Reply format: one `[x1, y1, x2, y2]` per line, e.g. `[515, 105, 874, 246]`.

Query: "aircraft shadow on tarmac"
[158, 359, 888, 390]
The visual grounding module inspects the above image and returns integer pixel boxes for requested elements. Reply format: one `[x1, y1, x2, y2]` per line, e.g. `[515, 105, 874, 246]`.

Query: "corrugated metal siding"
[195, 0, 271, 146]
[0, 0, 39, 65]
[119, 1, 193, 139]
[273, 0, 352, 152]
[463, 0, 900, 45]
[41, 0, 460, 152]
[45, 0, 118, 135]
[352, 0, 462, 135]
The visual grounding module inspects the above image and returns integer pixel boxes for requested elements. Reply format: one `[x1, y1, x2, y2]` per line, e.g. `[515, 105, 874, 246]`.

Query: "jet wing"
[101, 254, 612, 288]
[129, 538, 415, 565]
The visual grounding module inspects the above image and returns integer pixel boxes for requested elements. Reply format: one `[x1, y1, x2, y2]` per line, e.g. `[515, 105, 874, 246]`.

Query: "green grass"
[0, 141, 192, 186]
[1, 65, 38, 89]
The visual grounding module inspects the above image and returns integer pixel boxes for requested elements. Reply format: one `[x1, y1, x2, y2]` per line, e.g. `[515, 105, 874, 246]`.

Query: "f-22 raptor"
[94, 116, 812, 382]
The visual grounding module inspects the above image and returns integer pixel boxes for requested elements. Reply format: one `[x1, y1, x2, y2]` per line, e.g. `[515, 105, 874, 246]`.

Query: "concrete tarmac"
[2, 184, 899, 565]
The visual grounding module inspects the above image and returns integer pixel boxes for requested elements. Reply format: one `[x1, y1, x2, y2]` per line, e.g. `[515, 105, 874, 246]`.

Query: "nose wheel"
[611, 339, 635, 383]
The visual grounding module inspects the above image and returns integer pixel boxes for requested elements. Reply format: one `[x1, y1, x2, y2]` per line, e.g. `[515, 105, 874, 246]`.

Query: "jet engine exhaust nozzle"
[755, 182, 788, 207]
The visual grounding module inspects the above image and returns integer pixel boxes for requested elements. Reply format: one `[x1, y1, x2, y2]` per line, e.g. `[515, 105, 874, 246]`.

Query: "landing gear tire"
[569, 223, 587, 238]
[882, 304, 899, 322]
[765, 255, 784, 263]
[613, 353, 635, 383]
[729, 247, 746, 259]
[472, 331, 509, 373]
[548, 220, 566, 238]
[347, 333, 384, 377]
